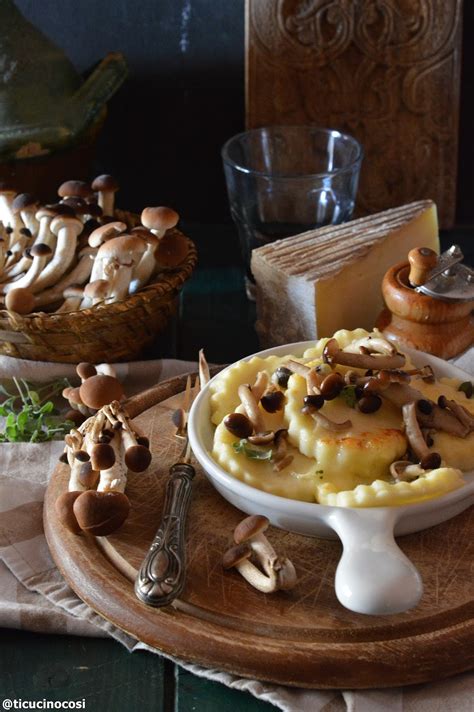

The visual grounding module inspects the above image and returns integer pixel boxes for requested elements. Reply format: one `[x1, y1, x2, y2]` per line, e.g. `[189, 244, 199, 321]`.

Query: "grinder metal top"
[408, 245, 474, 302]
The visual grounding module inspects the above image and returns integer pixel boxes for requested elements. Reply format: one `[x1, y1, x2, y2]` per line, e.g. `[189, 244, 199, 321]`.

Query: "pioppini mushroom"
[30, 214, 83, 292]
[58, 180, 94, 204]
[223, 515, 297, 593]
[141, 206, 179, 239]
[34, 245, 97, 308]
[271, 429, 294, 472]
[91, 175, 120, 216]
[73, 489, 131, 536]
[342, 334, 397, 357]
[323, 338, 406, 370]
[106, 401, 152, 473]
[62, 386, 91, 416]
[83, 279, 111, 306]
[56, 285, 84, 313]
[402, 402, 442, 469]
[79, 374, 124, 411]
[12, 193, 39, 236]
[384, 384, 469, 437]
[128, 227, 160, 293]
[0, 185, 17, 228]
[389, 460, 426, 482]
[4, 286, 37, 314]
[88, 221, 127, 250]
[437, 396, 474, 431]
[3, 242, 52, 293]
[238, 384, 265, 433]
[92, 234, 147, 302]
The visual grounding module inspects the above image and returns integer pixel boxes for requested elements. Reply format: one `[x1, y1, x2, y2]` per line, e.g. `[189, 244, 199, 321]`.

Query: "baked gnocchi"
[210, 330, 472, 507]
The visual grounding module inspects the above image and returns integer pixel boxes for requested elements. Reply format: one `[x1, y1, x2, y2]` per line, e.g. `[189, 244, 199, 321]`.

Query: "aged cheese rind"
[251, 200, 439, 346]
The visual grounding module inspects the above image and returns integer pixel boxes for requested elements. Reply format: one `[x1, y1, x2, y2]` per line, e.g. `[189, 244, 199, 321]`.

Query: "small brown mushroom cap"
[91, 174, 119, 193]
[76, 362, 97, 380]
[73, 490, 130, 536]
[234, 515, 270, 544]
[58, 180, 93, 199]
[155, 231, 189, 268]
[88, 221, 126, 248]
[222, 542, 252, 569]
[55, 491, 83, 534]
[64, 409, 86, 427]
[90, 442, 116, 470]
[12, 192, 39, 213]
[5, 287, 35, 314]
[141, 206, 179, 232]
[124, 444, 152, 472]
[30, 243, 52, 258]
[43, 202, 76, 217]
[79, 374, 124, 410]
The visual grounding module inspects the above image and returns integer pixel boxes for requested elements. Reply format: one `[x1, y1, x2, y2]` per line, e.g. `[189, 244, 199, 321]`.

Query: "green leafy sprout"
[232, 438, 273, 461]
[0, 377, 74, 443]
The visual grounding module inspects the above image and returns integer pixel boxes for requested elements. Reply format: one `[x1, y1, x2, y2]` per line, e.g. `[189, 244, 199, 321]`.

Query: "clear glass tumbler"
[222, 125, 363, 299]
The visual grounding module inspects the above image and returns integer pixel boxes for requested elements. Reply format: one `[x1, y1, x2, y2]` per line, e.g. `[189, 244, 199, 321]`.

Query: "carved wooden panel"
[246, 0, 463, 228]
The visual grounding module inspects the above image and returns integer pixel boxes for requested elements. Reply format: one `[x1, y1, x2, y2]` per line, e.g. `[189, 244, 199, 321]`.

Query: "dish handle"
[328, 507, 423, 615]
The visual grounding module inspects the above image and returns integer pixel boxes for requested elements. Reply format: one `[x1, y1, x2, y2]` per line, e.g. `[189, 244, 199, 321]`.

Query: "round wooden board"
[44, 374, 474, 689]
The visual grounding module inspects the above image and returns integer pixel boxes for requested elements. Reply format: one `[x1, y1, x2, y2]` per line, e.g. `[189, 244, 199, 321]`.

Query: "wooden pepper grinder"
[376, 245, 474, 359]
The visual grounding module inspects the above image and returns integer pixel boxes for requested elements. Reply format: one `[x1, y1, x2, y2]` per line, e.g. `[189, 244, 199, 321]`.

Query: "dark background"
[14, 0, 474, 227]
[16, 0, 245, 223]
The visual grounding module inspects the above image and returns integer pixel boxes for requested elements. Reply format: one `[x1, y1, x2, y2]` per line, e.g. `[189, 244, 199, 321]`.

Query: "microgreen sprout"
[0, 377, 73, 443]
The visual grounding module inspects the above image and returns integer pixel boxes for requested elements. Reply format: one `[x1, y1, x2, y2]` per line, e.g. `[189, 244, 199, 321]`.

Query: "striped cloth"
[1, 352, 473, 712]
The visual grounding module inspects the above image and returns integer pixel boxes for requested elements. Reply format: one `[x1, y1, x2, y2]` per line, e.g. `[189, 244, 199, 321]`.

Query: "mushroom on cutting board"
[223, 515, 297, 593]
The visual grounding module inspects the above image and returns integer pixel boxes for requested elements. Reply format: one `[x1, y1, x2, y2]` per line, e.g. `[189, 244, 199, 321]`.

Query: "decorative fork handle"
[134, 462, 195, 607]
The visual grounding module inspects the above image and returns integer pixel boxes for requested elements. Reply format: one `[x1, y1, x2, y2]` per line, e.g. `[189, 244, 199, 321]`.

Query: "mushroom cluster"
[55, 398, 152, 536]
[0, 177, 187, 315]
[223, 515, 297, 593]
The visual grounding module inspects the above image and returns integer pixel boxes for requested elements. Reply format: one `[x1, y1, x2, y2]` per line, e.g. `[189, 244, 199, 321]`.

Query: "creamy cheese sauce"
[210, 329, 468, 507]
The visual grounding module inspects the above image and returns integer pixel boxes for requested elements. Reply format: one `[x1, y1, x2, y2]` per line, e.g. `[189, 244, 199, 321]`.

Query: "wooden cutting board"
[44, 374, 474, 689]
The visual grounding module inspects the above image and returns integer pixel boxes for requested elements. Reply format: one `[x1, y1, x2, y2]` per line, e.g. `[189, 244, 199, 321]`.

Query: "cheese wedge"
[251, 200, 439, 347]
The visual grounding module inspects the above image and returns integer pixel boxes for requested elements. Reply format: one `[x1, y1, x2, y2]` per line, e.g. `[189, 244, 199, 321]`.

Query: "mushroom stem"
[238, 384, 265, 433]
[402, 402, 430, 460]
[323, 338, 406, 370]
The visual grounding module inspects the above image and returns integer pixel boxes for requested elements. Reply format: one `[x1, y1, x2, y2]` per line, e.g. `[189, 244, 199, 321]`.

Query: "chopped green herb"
[0, 377, 73, 443]
[340, 385, 357, 408]
[232, 439, 273, 461]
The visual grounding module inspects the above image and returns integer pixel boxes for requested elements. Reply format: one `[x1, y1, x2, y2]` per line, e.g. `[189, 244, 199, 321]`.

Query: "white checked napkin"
[0, 351, 473, 712]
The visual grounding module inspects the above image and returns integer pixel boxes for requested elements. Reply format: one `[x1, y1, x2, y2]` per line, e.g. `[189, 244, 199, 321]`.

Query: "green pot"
[0, 0, 127, 159]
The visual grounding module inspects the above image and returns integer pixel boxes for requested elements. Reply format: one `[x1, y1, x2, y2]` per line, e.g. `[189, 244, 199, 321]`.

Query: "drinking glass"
[222, 125, 363, 299]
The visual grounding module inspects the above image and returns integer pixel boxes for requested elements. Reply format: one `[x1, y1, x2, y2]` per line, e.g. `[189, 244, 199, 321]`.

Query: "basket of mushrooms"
[0, 176, 197, 362]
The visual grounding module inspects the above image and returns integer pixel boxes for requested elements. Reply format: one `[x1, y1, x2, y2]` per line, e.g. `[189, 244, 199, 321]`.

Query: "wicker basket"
[0, 210, 197, 363]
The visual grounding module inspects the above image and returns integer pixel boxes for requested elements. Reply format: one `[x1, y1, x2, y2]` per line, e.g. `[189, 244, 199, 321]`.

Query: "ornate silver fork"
[134, 373, 201, 607]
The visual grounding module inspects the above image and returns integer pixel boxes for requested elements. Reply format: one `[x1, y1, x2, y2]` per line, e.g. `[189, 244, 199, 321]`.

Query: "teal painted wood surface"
[0, 629, 274, 711]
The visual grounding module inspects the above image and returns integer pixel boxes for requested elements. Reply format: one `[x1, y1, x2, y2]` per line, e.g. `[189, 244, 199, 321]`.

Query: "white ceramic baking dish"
[188, 342, 474, 616]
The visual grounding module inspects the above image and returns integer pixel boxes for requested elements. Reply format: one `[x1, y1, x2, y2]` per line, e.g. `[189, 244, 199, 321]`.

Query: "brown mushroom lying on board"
[223, 515, 297, 593]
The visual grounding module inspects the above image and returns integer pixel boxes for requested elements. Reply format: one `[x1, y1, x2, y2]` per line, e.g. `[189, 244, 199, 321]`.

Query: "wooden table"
[0, 222, 472, 711]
